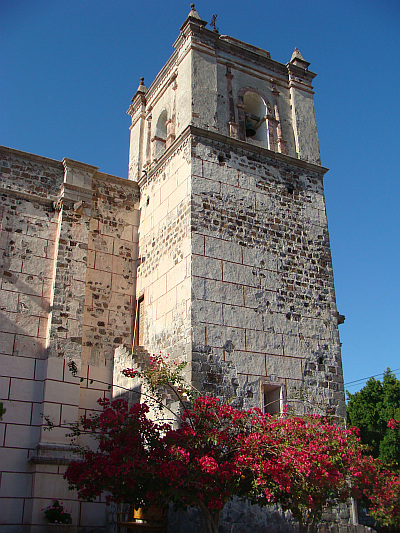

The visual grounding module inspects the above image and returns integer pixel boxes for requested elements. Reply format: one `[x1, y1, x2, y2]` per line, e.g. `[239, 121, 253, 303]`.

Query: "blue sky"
[1, 0, 399, 393]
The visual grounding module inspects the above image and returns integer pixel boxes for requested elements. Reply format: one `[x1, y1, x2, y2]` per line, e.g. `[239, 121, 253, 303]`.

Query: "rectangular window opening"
[263, 384, 282, 416]
[134, 295, 144, 346]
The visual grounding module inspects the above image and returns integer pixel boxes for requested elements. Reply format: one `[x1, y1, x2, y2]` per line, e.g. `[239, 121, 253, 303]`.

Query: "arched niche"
[153, 110, 168, 160]
[243, 92, 269, 146]
[238, 88, 275, 150]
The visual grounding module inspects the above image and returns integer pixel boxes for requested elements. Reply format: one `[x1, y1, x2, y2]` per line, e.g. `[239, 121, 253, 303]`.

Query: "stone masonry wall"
[135, 136, 192, 363]
[0, 148, 64, 528]
[0, 147, 140, 531]
[190, 134, 345, 417]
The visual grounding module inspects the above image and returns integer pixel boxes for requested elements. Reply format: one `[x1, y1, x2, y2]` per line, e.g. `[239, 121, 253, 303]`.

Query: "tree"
[347, 368, 400, 467]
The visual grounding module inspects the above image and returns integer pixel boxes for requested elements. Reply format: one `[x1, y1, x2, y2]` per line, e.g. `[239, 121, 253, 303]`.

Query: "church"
[0, 5, 348, 531]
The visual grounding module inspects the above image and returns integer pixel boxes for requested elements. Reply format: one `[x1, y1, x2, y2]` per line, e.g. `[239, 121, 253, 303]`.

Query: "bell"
[245, 120, 256, 137]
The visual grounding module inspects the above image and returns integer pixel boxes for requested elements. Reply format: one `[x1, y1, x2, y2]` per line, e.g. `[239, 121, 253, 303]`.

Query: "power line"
[344, 368, 400, 387]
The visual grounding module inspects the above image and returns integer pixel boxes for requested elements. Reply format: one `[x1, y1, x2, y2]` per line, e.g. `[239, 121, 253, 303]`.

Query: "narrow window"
[263, 384, 282, 415]
[134, 295, 145, 346]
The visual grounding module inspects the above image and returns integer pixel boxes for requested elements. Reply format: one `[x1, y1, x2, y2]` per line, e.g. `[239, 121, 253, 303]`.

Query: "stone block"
[243, 286, 275, 310]
[94, 251, 113, 273]
[89, 234, 114, 255]
[191, 276, 206, 301]
[238, 171, 257, 191]
[203, 160, 239, 185]
[0, 497, 24, 525]
[242, 246, 277, 271]
[0, 375, 10, 399]
[0, 310, 18, 334]
[283, 334, 319, 358]
[192, 176, 221, 194]
[22, 256, 53, 277]
[246, 329, 283, 355]
[9, 376, 39, 402]
[168, 181, 189, 212]
[231, 351, 266, 376]
[70, 278, 86, 298]
[0, 332, 14, 355]
[29, 469, 74, 500]
[205, 324, 245, 350]
[267, 311, 300, 335]
[192, 232, 205, 255]
[87, 364, 112, 390]
[166, 264, 187, 291]
[18, 293, 50, 318]
[4, 422, 40, 449]
[193, 300, 223, 325]
[1, 398, 32, 425]
[192, 323, 206, 349]
[191, 156, 203, 177]
[222, 262, 258, 287]
[205, 236, 242, 263]
[111, 272, 134, 294]
[60, 403, 79, 426]
[160, 176, 178, 206]
[221, 182, 255, 209]
[0, 290, 19, 312]
[45, 357, 65, 382]
[79, 501, 106, 527]
[149, 274, 166, 304]
[192, 254, 222, 281]
[265, 353, 303, 381]
[13, 234, 48, 259]
[0, 447, 29, 472]
[0, 354, 36, 379]
[80, 386, 105, 411]
[44, 379, 79, 406]
[3, 255, 23, 274]
[205, 279, 244, 307]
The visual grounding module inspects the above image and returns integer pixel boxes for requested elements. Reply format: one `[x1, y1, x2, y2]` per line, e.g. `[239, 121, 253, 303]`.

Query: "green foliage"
[347, 368, 400, 468]
[43, 499, 72, 524]
[0, 402, 5, 420]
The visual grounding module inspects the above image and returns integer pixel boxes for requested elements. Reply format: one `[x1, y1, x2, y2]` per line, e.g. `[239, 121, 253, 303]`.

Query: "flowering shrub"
[122, 353, 190, 398]
[64, 355, 400, 533]
[43, 499, 72, 524]
[240, 412, 378, 532]
[65, 399, 174, 509]
[367, 468, 400, 529]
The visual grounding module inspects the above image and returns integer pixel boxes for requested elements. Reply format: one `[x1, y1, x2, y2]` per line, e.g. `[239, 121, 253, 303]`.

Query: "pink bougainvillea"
[64, 358, 400, 533]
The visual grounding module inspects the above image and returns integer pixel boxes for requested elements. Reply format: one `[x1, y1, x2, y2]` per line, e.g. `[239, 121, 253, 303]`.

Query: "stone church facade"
[0, 5, 348, 532]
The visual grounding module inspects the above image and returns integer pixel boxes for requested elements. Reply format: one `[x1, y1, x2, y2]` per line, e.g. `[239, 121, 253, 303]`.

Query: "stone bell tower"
[125, 5, 345, 418]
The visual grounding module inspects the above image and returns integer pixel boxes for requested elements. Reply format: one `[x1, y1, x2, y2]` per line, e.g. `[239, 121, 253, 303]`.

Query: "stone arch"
[237, 87, 275, 150]
[153, 109, 168, 160]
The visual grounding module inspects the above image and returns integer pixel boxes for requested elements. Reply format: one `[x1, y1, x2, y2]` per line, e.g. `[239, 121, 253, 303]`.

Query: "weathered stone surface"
[1, 8, 351, 532]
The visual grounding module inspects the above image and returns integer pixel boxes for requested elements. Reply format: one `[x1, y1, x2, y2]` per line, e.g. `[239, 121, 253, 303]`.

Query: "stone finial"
[290, 47, 305, 62]
[188, 3, 202, 20]
[180, 3, 207, 30]
[289, 47, 310, 68]
[131, 77, 147, 102]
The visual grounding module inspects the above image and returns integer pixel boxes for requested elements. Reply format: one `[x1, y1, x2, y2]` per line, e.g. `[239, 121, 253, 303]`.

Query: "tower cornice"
[142, 124, 328, 189]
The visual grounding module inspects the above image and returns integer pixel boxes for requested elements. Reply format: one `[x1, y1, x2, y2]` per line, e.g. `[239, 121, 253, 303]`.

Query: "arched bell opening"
[243, 92, 269, 148]
[153, 110, 168, 160]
